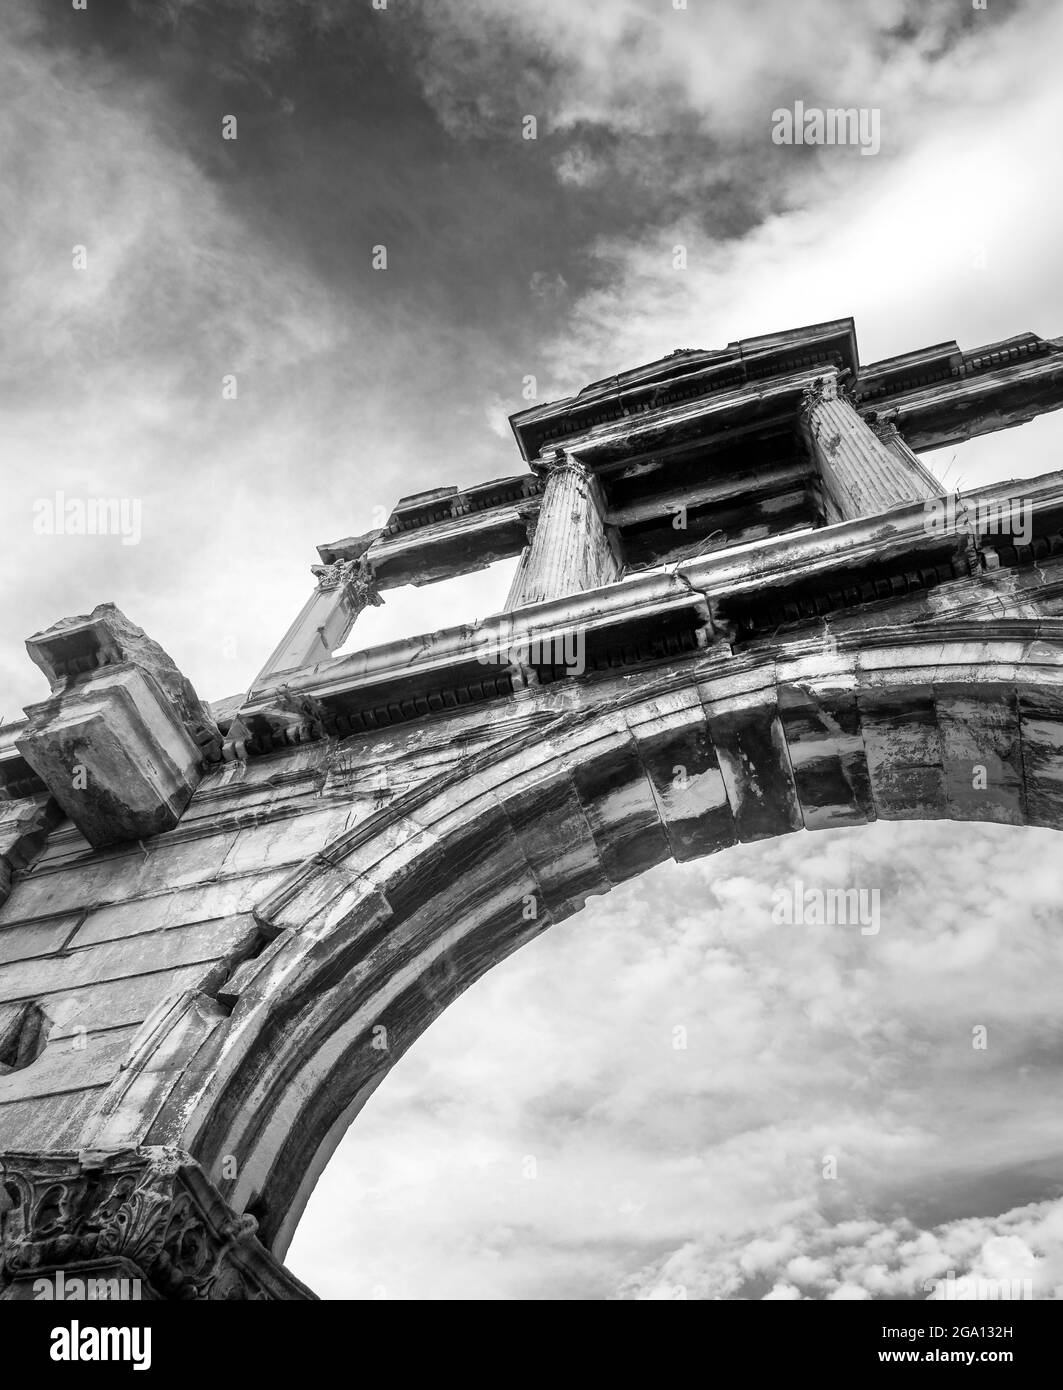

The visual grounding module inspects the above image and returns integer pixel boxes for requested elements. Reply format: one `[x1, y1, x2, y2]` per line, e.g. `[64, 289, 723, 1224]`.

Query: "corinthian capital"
[539, 450, 592, 486]
[799, 374, 839, 418]
[310, 558, 382, 608]
[868, 415, 901, 442]
[0, 1147, 315, 1300]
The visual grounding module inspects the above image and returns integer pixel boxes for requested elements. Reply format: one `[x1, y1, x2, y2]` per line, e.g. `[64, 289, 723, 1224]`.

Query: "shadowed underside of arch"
[76, 616, 1063, 1262]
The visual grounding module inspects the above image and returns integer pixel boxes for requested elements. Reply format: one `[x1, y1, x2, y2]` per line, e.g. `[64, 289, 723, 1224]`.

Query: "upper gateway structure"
[249, 317, 1063, 705]
[3, 318, 1063, 1299]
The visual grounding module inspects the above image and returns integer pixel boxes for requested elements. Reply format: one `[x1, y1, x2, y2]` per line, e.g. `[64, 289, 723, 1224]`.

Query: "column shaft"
[255, 559, 381, 686]
[505, 455, 621, 608]
[799, 378, 938, 521]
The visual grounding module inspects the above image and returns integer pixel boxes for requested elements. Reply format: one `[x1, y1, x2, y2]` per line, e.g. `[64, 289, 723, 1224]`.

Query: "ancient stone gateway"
[3, 318, 1063, 1298]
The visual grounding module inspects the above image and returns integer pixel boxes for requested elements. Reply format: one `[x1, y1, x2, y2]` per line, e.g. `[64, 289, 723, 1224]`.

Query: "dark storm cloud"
[29, 0, 1006, 356]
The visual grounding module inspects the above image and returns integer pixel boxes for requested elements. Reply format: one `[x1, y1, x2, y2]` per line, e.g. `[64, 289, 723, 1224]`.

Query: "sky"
[293, 821, 1063, 1301]
[4, 0, 1063, 1299]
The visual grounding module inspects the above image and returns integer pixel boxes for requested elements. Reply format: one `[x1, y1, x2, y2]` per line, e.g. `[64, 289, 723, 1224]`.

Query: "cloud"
[483, 393, 516, 440]
[619, 1198, 1063, 1300]
[0, 1, 543, 710]
[0, 10, 342, 396]
[0, 5, 364, 708]
[410, 0, 977, 140]
[553, 146, 607, 189]
[403, 0, 1063, 455]
[529, 270, 568, 303]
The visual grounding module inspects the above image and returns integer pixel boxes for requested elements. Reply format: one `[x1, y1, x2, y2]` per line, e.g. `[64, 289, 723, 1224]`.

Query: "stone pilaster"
[798, 376, 938, 521]
[255, 557, 383, 688]
[0, 1147, 315, 1301]
[504, 453, 622, 609]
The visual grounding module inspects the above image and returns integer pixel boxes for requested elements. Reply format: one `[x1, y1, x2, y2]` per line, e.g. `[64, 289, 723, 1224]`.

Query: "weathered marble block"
[15, 604, 220, 848]
[17, 666, 207, 847]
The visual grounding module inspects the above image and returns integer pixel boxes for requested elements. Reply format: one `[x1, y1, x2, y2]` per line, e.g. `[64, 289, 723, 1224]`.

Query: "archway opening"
[285, 818, 1063, 1300]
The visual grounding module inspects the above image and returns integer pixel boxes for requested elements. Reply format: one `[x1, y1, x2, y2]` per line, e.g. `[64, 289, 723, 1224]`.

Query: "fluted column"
[505, 453, 622, 608]
[798, 376, 938, 521]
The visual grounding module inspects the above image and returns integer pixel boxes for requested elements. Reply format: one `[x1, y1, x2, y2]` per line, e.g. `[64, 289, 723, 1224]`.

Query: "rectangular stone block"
[0, 913, 81, 966]
[18, 666, 206, 847]
[219, 806, 353, 876]
[0, 1086, 112, 1151]
[702, 699, 802, 843]
[935, 686, 1025, 824]
[568, 727, 672, 885]
[0, 828, 241, 925]
[0, 915, 258, 1006]
[777, 683, 875, 831]
[1018, 689, 1063, 827]
[625, 690, 736, 861]
[499, 764, 611, 913]
[71, 871, 291, 947]
[38, 963, 218, 1038]
[0, 1024, 141, 1104]
[858, 687, 945, 820]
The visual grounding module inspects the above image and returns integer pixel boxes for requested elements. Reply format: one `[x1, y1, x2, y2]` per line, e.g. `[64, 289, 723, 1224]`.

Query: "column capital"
[798, 372, 841, 417]
[254, 557, 384, 690]
[506, 448, 621, 608]
[867, 415, 901, 441]
[0, 1147, 315, 1300]
[538, 450, 594, 485]
[309, 557, 382, 608]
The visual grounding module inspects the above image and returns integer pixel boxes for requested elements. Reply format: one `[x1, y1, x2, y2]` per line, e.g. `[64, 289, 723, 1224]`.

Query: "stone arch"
[8, 317, 1063, 1299]
[82, 617, 1063, 1261]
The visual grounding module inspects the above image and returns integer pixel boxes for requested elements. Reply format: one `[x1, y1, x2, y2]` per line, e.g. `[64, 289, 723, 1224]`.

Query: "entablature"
[230, 470, 1063, 757]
